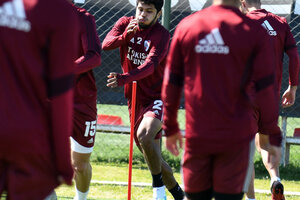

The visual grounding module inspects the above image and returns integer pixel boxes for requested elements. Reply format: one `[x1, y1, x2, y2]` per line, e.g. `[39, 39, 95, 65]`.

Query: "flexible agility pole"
[128, 81, 137, 200]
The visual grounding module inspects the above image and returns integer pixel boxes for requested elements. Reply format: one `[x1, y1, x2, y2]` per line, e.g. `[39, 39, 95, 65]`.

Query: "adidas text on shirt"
[195, 28, 229, 54]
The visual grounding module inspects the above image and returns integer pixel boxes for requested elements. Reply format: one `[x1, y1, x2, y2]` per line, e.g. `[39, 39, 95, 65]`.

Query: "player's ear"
[157, 10, 162, 18]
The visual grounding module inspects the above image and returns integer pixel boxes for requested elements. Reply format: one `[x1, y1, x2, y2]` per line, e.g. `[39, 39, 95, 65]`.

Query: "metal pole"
[281, 116, 287, 166]
[161, 0, 171, 150]
[162, 0, 171, 30]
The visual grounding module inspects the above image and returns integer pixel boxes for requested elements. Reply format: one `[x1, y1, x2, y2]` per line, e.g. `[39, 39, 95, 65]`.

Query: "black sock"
[169, 183, 184, 200]
[152, 172, 164, 187]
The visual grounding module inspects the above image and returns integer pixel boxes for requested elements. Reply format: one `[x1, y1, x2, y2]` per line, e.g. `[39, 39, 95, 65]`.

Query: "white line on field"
[91, 180, 300, 196]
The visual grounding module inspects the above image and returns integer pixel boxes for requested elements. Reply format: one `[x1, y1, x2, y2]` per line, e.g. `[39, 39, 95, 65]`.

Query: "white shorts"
[70, 137, 93, 154]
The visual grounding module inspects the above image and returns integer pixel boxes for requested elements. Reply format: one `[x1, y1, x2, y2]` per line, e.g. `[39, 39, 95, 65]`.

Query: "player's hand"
[282, 85, 297, 108]
[126, 19, 138, 35]
[107, 72, 118, 88]
[165, 132, 183, 156]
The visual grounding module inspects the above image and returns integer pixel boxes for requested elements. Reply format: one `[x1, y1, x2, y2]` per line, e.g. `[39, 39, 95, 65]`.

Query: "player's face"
[135, 2, 160, 27]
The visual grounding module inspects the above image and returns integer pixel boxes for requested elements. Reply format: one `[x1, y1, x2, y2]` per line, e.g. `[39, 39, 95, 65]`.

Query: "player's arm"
[252, 29, 282, 147]
[281, 26, 299, 107]
[48, 8, 79, 185]
[75, 14, 101, 74]
[162, 27, 184, 156]
[284, 19, 299, 88]
[114, 31, 171, 86]
[102, 17, 137, 50]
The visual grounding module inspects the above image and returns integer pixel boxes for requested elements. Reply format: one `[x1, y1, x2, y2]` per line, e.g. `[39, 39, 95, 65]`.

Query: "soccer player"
[0, 0, 79, 199]
[102, 0, 184, 199]
[67, 0, 101, 199]
[240, 0, 300, 200]
[162, 0, 283, 199]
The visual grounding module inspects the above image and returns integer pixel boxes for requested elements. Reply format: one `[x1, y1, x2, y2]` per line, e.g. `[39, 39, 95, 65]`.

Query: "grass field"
[53, 163, 300, 200]
[78, 130, 300, 200]
[97, 104, 186, 130]
[2, 104, 299, 199]
[93, 104, 300, 199]
[1, 162, 299, 200]
[98, 103, 300, 137]
[92, 132, 300, 177]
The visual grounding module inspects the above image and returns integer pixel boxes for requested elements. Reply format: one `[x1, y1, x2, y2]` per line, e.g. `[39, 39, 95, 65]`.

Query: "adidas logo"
[87, 138, 94, 144]
[0, 0, 31, 32]
[261, 20, 277, 36]
[195, 28, 229, 54]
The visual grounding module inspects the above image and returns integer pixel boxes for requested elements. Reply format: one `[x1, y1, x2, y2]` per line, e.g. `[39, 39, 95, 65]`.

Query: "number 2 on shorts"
[153, 100, 163, 110]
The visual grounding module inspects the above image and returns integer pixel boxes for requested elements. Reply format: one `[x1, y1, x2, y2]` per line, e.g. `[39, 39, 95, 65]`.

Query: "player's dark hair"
[136, 0, 164, 12]
[245, 0, 261, 6]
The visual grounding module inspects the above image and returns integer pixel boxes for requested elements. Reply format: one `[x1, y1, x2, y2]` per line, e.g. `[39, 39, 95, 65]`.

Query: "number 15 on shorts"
[84, 120, 96, 137]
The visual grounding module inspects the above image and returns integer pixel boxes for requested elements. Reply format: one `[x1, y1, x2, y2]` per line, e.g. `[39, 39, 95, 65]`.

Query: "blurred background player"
[67, 0, 101, 200]
[240, 0, 300, 200]
[0, 0, 79, 199]
[162, 0, 282, 199]
[102, 0, 184, 199]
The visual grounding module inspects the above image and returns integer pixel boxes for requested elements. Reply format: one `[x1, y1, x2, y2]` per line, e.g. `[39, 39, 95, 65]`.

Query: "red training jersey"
[247, 9, 299, 91]
[0, 0, 79, 184]
[73, 6, 101, 114]
[102, 16, 170, 104]
[162, 5, 281, 150]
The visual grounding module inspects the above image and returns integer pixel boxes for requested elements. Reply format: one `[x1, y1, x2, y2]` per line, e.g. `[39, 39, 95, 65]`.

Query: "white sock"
[153, 186, 166, 199]
[74, 188, 89, 200]
[271, 176, 281, 186]
[245, 198, 256, 200]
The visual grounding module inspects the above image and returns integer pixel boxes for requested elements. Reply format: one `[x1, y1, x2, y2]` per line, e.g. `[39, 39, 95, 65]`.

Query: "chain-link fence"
[77, 0, 300, 169]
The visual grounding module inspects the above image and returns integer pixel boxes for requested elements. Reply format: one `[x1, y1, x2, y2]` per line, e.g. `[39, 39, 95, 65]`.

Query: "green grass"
[92, 133, 182, 170]
[98, 104, 300, 136]
[53, 163, 300, 200]
[1, 163, 298, 199]
[96, 104, 300, 167]
[93, 103, 300, 199]
[92, 132, 300, 176]
[97, 104, 186, 129]
[0, 132, 299, 199]
[85, 131, 300, 199]
[3, 104, 298, 199]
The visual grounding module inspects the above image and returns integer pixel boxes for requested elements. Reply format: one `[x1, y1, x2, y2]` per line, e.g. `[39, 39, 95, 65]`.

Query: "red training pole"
[128, 81, 137, 200]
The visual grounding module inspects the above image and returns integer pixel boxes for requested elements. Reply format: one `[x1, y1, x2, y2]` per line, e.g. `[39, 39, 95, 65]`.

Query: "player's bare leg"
[137, 117, 184, 199]
[258, 135, 284, 200]
[72, 151, 92, 200]
[160, 146, 177, 187]
[258, 134, 281, 179]
[253, 134, 283, 200]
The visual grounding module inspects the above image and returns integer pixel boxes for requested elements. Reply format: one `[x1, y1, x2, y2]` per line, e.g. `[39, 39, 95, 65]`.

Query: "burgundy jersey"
[247, 9, 299, 91]
[102, 16, 170, 104]
[0, 0, 79, 184]
[73, 6, 101, 114]
[162, 5, 281, 150]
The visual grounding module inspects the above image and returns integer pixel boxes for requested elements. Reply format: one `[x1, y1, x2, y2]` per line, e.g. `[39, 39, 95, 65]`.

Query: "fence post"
[281, 116, 288, 166]
[162, 0, 171, 30]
